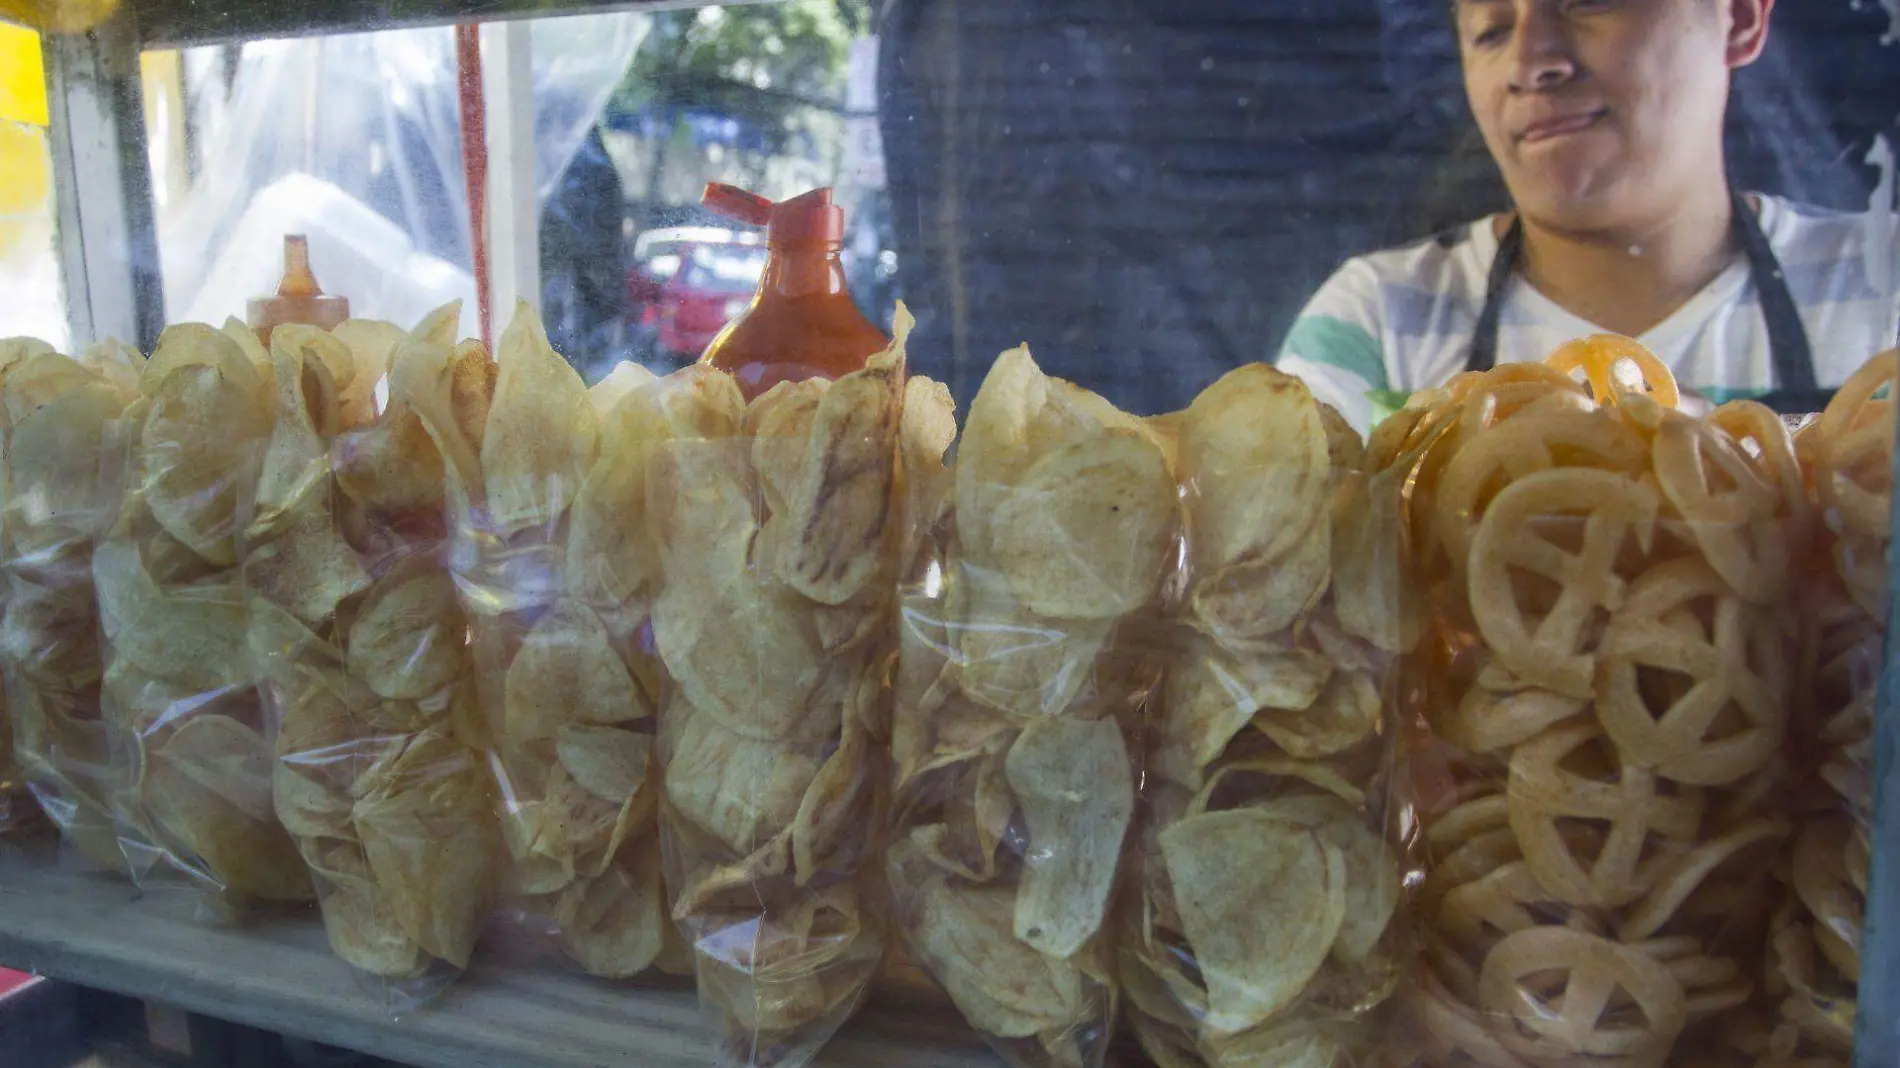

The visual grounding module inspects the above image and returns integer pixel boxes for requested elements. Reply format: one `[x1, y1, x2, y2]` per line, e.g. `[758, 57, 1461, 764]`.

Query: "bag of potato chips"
[1754, 351, 1894, 1067]
[1387, 338, 1813, 1068]
[1, 335, 144, 868]
[889, 345, 1173, 1068]
[94, 319, 335, 912]
[450, 303, 681, 981]
[646, 306, 937, 1067]
[1118, 364, 1411, 1068]
[253, 303, 500, 1008]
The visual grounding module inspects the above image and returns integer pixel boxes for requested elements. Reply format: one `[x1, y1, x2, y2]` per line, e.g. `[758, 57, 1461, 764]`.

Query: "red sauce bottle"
[248, 235, 349, 347]
[697, 183, 889, 401]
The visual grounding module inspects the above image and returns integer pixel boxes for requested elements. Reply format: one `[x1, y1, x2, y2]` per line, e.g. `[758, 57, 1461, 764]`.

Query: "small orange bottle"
[697, 183, 889, 400]
[248, 235, 349, 347]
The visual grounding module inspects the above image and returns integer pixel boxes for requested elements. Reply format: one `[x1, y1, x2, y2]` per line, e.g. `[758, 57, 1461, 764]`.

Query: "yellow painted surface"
[0, 22, 48, 257]
[0, 20, 47, 126]
[0, 0, 120, 35]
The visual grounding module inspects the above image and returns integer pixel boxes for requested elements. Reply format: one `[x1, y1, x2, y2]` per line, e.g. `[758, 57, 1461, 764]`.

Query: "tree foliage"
[613, 0, 871, 145]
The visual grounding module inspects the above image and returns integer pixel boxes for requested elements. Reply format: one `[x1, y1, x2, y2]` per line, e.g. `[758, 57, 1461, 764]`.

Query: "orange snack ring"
[1505, 720, 1705, 908]
[1436, 677, 1587, 755]
[1808, 351, 1896, 541]
[1791, 815, 1865, 981]
[1810, 349, 1896, 444]
[1820, 412, 1895, 542]
[1707, 399, 1811, 527]
[1433, 399, 1646, 583]
[1408, 966, 1539, 1068]
[1594, 558, 1784, 785]
[1617, 816, 1788, 941]
[1467, 467, 1660, 698]
[1436, 860, 1571, 961]
[1477, 925, 1689, 1066]
[1546, 334, 1683, 410]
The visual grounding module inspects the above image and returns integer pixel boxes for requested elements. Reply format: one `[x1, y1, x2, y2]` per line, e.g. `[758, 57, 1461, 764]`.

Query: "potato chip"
[345, 560, 466, 700]
[139, 363, 273, 566]
[651, 560, 823, 740]
[1005, 716, 1134, 959]
[749, 378, 830, 515]
[664, 700, 820, 856]
[566, 384, 668, 606]
[505, 600, 642, 742]
[1256, 669, 1379, 760]
[986, 429, 1175, 619]
[532, 759, 646, 880]
[1179, 364, 1332, 570]
[554, 857, 667, 978]
[901, 372, 958, 539]
[1243, 795, 1397, 966]
[93, 539, 250, 695]
[244, 502, 371, 626]
[909, 866, 1090, 1039]
[144, 714, 312, 901]
[480, 302, 599, 536]
[694, 886, 875, 1035]
[645, 435, 758, 556]
[1157, 639, 1330, 787]
[141, 322, 263, 401]
[956, 346, 1053, 556]
[1159, 809, 1347, 1033]
[306, 838, 426, 978]
[252, 330, 344, 532]
[1188, 520, 1331, 644]
[1330, 467, 1416, 654]
[350, 726, 496, 969]
[956, 346, 1146, 564]
[387, 339, 485, 504]
[790, 720, 875, 881]
[953, 572, 1113, 721]
[555, 725, 652, 804]
[273, 764, 354, 839]
[776, 347, 905, 605]
[272, 324, 354, 432]
[332, 381, 447, 516]
[330, 316, 403, 371]
[4, 372, 129, 554]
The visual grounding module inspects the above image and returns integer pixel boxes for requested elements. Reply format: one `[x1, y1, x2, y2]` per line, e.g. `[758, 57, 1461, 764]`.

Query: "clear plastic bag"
[1387, 339, 1809, 1068]
[254, 304, 500, 1009]
[95, 319, 316, 912]
[453, 303, 678, 980]
[0, 335, 145, 869]
[0, 687, 23, 834]
[161, 16, 644, 328]
[1119, 365, 1411, 1068]
[889, 344, 1171, 1068]
[646, 312, 929, 1067]
[1757, 351, 1895, 1066]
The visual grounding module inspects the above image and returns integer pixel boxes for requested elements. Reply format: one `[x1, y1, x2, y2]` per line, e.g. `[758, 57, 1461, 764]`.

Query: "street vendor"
[1276, 0, 1900, 434]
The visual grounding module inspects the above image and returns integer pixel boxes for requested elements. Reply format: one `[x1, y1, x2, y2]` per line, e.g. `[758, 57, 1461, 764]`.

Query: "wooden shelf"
[0, 843, 999, 1068]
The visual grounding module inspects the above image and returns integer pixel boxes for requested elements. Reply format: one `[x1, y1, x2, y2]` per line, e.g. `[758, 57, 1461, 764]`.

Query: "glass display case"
[0, 1, 1896, 1067]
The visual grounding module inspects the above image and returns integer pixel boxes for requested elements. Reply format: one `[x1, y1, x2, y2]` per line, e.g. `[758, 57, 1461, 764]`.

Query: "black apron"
[1464, 190, 1829, 415]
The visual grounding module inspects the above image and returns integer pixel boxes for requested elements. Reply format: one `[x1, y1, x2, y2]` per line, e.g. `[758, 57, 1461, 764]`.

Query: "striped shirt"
[1275, 195, 1900, 434]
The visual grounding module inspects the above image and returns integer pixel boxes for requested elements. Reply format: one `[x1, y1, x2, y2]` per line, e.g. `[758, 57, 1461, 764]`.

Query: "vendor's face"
[1456, 0, 1771, 231]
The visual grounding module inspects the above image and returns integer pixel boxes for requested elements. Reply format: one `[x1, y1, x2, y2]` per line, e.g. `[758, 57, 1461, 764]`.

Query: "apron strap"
[1464, 218, 1523, 374]
[1465, 192, 1821, 413]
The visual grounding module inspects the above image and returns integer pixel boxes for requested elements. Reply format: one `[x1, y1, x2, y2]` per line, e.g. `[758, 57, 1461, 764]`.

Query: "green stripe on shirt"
[1278, 315, 1389, 391]
[1700, 386, 1769, 404]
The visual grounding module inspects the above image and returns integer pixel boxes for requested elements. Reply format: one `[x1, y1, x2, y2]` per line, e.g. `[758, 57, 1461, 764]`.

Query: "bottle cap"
[703, 183, 843, 247]
[248, 235, 349, 345]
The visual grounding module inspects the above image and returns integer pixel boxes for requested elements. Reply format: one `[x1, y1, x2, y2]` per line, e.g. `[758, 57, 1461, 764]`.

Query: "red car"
[627, 227, 768, 365]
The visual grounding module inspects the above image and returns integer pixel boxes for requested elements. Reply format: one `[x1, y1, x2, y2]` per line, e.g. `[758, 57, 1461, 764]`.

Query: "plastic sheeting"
[158, 14, 643, 335]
